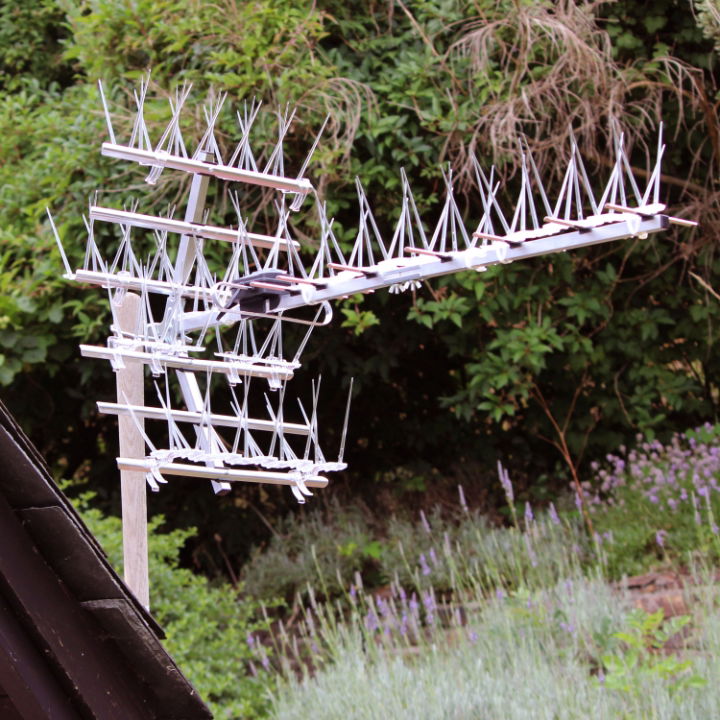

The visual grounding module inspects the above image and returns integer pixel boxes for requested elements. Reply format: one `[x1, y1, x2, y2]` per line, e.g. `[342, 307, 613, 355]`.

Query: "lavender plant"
[380, 499, 587, 598]
[236, 444, 720, 719]
[223, 425, 720, 719]
[242, 476, 590, 606]
[270, 571, 713, 720]
[586, 423, 720, 576]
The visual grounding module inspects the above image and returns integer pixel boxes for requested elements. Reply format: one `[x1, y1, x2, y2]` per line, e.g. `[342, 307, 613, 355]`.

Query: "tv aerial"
[50, 78, 694, 605]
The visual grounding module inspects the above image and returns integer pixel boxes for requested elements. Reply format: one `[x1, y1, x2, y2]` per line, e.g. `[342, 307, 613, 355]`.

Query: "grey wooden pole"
[114, 292, 149, 609]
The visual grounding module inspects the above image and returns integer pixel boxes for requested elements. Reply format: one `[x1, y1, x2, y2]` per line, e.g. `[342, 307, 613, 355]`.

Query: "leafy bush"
[602, 609, 705, 696]
[241, 501, 382, 602]
[76, 495, 276, 719]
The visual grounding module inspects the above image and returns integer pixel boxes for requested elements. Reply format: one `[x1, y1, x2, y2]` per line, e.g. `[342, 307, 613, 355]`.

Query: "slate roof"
[0, 398, 213, 719]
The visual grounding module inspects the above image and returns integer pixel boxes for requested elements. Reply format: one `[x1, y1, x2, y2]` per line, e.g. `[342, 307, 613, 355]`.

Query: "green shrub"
[241, 501, 381, 603]
[76, 494, 276, 719]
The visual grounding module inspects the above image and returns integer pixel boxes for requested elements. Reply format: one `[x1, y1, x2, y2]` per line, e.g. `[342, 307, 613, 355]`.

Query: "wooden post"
[114, 292, 149, 610]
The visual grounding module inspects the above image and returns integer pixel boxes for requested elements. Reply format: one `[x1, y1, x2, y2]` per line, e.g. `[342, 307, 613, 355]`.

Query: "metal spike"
[292, 305, 323, 363]
[297, 397, 313, 461]
[263, 105, 297, 176]
[433, 167, 470, 251]
[311, 377, 322, 463]
[97, 80, 117, 145]
[552, 150, 575, 220]
[338, 377, 353, 463]
[642, 124, 665, 206]
[290, 114, 330, 211]
[118, 390, 157, 454]
[521, 138, 553, 219]
[129, 74, 152, 152]
[475, 162, 510, 234]
[47, 209, 73, 276]
[356, 178, 388, 261]
[471, 159, 502, 242]
[193, 91, 227, 162]
[569, 134, 599, 216]
[229, 99, 262, 171]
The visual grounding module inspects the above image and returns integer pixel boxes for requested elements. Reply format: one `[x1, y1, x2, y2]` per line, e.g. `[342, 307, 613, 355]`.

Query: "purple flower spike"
[548, 503, 561, 526]
[400, 613, 408, 636]
[376, 596, 389, 617]
[468, 630, 479, 644]
[498, 461, 514, 503]
[419, 553, 431, 576]
[655, 530, 667, 548]
[524, 502, 534, 524]
[365, 610, 379, 633]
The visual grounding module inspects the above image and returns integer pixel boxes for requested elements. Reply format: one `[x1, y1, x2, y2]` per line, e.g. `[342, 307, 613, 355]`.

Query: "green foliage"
[0, 1, 70, 90]
[340, 296, 381, 335]
[61, 0, 325, 89]
[75, 495, 276, 719]
[602, 609, 706, 696]
[241, 501, 384, 602]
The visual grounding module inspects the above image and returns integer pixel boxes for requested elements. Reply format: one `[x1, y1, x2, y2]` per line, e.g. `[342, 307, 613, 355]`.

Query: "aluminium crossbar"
[179, 214, 669, 332]
[101, 143, 313, 195]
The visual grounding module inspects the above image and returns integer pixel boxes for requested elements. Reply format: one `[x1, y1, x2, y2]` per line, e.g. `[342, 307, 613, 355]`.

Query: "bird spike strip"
[51, 79, 691, 502]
